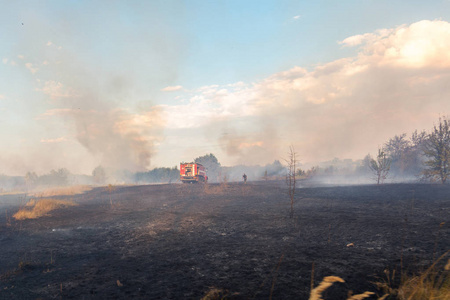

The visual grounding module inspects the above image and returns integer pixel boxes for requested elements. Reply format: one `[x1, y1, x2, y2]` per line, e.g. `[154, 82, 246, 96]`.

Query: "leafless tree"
[285, 146, 297, 218]
[370, 148, 391, 185]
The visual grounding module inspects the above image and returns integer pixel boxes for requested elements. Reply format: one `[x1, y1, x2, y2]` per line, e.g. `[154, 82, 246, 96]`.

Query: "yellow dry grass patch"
[309, 276, 389, 300]
[397, 273, 449, 300]
[309, 276, 345, 300]
[13, 198, 77, 220]
[375, 252, 450, 300]
[397, 256, 450, 300]
[201, 287, 237, 299]
[28, 185, 92, 197]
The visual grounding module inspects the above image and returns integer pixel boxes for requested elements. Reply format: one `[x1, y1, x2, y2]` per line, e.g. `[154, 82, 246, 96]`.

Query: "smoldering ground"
[0, 182, 448, 299]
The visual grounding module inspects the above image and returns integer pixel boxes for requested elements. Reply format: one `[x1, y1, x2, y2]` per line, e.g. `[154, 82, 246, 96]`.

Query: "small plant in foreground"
[397, 253, 449, 300]
[370, 148, 391, 185]
[309, 276, 388, 300]
[285, 145, 297, 219]
[106, 184, 116, 207]
[201, 287, 236, 299]
[5, 209, 12, 226]
[375, 250, 449, 300]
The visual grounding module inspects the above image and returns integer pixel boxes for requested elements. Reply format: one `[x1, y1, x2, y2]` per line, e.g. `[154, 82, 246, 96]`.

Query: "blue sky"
[1, 1, 450, 176]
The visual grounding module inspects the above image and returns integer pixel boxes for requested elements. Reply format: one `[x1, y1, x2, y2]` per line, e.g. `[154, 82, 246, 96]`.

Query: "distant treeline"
[134, 167, 180, 183]
[2, 116, 450, 192]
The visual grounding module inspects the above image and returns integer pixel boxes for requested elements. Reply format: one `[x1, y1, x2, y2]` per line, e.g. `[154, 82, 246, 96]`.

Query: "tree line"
[367, 117, 450, 184]
[298, 116, 450, 184]
[1, 116, 449, 192]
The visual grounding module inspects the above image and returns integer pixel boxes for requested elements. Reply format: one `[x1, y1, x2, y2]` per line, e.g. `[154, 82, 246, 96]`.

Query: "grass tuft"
[310, 276, 391, 300]
[347, 291, 375, 300]
[374, 250, 450, 300]
[309, 276, 345, 300]
[396, 253, 449, 300]
[201, 287, 234, 300]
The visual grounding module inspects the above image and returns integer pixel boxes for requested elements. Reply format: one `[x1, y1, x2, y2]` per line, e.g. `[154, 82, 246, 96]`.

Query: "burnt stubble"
[0, 182, 449, 299]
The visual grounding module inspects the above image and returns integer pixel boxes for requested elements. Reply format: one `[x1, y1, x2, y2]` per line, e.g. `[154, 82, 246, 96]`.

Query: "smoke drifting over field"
[36, 58, 162, 172]
[162, 20, 450, 167]
[0, 2, 188, 175]
[2, 1, 450, 177]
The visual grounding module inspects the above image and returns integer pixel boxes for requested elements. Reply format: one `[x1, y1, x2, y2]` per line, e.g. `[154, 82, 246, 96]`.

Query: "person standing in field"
[243, 173, 247, 183]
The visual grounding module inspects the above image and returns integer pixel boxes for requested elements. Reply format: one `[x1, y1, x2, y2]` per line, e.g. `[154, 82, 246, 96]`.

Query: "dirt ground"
[0, 182, 449, 299]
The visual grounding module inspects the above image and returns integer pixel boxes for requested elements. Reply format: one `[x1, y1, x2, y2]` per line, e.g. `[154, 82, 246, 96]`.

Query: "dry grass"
[13, 198, 77, 220]
[201, 287, 236, 300]
[309, 276, 345, 300]
[309, 276, 389, 300]
[0, 190, 25, 196]
[397, 273, 449, 300]
[203, 183, 228, 195]
[375, 251, 450, 300]
[396, 254, 450, 300]
[27, 185, 92, 197]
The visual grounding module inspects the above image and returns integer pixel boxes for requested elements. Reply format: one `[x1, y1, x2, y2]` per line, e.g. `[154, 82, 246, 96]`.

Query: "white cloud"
[2, 58, 7, 64]
[157, 19, 450, 165]
[39, 108, 79, 118]
[17, 55, 25, 60]
[340, 33, 375, 47]
[114, 107, 165, 136]
[40, 137, 69, 143]
[25, 62, 38, 74]
[161, 85, 183, 92]
[46, 41, 62, 50]
[36, 80, 79, 99]
[341, 20, 450, 68]
[0, 94, 5, 100]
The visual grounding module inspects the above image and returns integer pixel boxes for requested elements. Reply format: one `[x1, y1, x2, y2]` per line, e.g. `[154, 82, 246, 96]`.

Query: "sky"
[1, 1, 450, 176]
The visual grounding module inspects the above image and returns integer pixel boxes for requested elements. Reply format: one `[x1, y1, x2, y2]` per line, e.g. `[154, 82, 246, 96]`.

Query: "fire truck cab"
[180, 162, 208, 183]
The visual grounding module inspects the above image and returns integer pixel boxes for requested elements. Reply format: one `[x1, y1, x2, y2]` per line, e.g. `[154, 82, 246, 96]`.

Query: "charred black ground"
[0, 182, 449, 299]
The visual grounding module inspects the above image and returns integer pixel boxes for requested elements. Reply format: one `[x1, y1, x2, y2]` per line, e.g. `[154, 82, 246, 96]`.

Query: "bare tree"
[285, 146, 297, 218]
[370, 148, 391, 185]
[423, 117, 450, 184]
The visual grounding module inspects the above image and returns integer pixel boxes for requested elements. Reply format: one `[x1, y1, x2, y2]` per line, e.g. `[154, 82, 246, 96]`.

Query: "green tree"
[52, 168, 70, 186]
[92, 165, 107, 185]
[383, 130, 428, 177]
[370, 148, 391, 185]
[194, 153, 221, 182]
[423, 117, 450, 184]
[25, 171, 38, 186]
[384, 133, 410, 175]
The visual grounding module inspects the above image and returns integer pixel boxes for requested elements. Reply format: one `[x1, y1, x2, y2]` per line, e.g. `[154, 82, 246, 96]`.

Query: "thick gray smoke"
[3, 2, 186, 175]
[36, 59, 160, 172]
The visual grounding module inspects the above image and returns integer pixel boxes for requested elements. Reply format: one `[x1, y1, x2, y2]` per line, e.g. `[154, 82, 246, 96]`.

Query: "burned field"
[0, 182, 449, 299]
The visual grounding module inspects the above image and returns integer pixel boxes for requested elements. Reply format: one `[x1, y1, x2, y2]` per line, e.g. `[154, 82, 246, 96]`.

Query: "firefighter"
[243, 173, 247, 183]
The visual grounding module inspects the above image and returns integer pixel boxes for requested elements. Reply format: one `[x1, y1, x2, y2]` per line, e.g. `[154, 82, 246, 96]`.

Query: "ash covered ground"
[0, 182, 449, 299]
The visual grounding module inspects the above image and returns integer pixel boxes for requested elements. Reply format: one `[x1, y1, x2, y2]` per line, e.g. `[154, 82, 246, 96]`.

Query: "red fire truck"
[180, 162, 208, 183]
